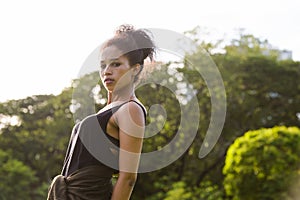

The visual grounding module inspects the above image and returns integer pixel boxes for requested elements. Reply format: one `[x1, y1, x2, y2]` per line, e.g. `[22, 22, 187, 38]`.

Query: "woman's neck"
[108, 85, 136, 104]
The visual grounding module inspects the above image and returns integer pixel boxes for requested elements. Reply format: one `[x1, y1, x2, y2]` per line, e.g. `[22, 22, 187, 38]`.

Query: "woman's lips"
[104, 78, 114, 84]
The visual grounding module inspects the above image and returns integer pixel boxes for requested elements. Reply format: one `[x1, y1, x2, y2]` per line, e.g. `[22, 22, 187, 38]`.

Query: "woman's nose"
[102, 65, 112, 75]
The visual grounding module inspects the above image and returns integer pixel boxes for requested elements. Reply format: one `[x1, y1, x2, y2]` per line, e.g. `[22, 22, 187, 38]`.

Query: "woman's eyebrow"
[100, 58, 119, 64]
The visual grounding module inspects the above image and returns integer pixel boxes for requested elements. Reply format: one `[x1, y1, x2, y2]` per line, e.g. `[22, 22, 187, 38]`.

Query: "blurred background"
[0, 0, 299, 199]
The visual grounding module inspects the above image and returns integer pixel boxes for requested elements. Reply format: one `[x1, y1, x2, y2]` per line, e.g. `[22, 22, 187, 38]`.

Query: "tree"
[0, 149, 37, 200]
[0, 89, 74, 199]
[223, 126, 300, 200]
[133, 29, 300, 199]
[177, 28, 300, 187]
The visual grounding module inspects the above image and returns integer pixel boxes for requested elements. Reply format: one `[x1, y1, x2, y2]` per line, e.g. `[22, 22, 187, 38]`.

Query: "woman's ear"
[132, 64, 141, 76]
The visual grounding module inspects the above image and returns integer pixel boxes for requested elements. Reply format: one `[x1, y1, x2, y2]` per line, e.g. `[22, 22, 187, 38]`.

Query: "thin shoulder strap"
[111, 100, 147, 120]
[128, 100, 147, 121]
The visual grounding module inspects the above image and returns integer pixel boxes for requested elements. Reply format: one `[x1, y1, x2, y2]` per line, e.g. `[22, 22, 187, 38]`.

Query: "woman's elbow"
[119, 173, 137, 187]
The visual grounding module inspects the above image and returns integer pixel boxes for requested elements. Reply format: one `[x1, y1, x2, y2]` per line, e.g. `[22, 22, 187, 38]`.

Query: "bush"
[223, 126, 300, 200]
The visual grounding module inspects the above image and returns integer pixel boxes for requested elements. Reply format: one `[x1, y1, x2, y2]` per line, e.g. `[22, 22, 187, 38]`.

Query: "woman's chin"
[104, 82, 133, 94]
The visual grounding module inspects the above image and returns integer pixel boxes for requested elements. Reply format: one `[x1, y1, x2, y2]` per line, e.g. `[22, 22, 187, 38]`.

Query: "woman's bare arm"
[110, 102, 145, 200]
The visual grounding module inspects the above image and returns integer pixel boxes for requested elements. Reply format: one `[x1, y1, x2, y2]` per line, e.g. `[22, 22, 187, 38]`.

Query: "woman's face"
[100, 45, 135, 92]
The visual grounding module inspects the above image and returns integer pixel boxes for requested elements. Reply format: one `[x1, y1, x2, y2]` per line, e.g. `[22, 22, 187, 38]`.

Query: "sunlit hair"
[101, 24, 156, 82]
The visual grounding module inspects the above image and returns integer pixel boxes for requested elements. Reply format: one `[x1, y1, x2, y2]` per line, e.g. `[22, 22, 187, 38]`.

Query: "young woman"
[47, 24, 156, 200]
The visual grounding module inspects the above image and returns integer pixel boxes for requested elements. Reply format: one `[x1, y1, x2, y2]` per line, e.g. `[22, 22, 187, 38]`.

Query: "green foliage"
[0, 89, 74, 199]
[166, 181, 224, 200]
[0, 150, 37, 200]
[223, 126, 300, 200]
[195, 181, 224, 200]
[164, 182, 192, 200]
[225, 34, 280, 60]
[139, 180, 223, 200]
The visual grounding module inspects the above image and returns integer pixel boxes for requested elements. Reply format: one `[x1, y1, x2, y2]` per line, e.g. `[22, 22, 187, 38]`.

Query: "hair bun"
[115, 24, 135, 34]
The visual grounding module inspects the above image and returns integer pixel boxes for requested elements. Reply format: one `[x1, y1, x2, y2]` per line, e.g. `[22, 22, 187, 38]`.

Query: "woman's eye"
[111, 62, 121, 67]
[100, 64, 106, 69]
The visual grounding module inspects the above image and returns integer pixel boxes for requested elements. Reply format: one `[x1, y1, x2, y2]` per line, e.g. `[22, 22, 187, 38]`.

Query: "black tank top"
[61, 100, 146, 177]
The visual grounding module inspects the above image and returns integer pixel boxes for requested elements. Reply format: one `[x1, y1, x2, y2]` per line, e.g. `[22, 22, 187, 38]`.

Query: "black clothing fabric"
[47, 165, 113, 200]
[48, 100, 146, 199]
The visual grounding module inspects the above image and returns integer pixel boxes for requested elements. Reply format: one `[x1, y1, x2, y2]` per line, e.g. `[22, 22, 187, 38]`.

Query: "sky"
[0, 0, 299, 103]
